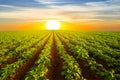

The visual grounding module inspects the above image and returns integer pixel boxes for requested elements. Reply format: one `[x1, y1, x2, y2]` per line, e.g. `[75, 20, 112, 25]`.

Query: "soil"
[58, 33, 115, 70]
[5, 44, 20, 55]
[0, 42, 3, 44]
[0, 34, 49, 69]
[47, 33, 66, 80]
[88, 52, 109, 69]
[57, 33, 104, 80]
[7, 34, 51, 80]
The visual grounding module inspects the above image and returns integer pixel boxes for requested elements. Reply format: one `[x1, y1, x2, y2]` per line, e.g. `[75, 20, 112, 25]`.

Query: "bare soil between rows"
[47, 33, 66, 80]
[57, 33, 103, 80]
[7, 34, 51, 80]
[0, 34, 49, 69]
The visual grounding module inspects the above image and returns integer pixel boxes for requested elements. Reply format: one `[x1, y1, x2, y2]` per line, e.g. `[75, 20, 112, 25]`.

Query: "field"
[0, 31, 120, 80]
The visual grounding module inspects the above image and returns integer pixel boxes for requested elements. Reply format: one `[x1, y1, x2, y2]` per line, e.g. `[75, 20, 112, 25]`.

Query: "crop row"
[0, 32, 50, 80]
[57, 31, 120, 80]
[55, 33, 86, 80]
[25, 34, 53, 80]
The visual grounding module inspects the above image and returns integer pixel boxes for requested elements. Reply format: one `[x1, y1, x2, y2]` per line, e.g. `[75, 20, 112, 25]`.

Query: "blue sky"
[0, 0, 108, 11]
[0, 0, 120, 30]
[0, 0, 106, 6]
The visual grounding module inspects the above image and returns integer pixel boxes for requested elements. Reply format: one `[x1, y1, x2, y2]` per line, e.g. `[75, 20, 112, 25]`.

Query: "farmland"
[0, 31, 120, 80]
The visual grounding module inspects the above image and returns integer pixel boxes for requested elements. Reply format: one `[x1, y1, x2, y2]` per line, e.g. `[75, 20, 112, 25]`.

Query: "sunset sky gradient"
[0, 0, 120, 30]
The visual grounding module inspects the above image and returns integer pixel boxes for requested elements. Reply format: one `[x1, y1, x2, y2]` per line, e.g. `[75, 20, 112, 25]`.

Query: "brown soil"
[58, 33, 120, 76]
[57, 34, 103, 80]
[47, 33, 66, 80]
[88, 52, 109, 69]
[88, 51, 120, 74]
[5, 44, 20, 55]
[7, 34, 51, 80]
[58, 33, 113, 70]
[0, 34, 49, 69]
[0, 54, 19, 69]
[0, 42, 3, 44]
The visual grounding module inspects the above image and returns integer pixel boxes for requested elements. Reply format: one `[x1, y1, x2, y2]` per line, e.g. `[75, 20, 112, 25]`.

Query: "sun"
[46, 20, 60, 30]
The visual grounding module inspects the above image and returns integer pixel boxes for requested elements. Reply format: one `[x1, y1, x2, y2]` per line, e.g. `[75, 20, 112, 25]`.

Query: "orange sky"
[1, 20, 120, 31]
[0, 21, 120, 31]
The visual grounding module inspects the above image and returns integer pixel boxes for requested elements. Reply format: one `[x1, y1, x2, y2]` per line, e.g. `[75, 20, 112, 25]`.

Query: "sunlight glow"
[46, 20, 60, 30]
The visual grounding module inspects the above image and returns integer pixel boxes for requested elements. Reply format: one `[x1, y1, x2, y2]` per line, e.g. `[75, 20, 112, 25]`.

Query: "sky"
[0, 0, 120, 30]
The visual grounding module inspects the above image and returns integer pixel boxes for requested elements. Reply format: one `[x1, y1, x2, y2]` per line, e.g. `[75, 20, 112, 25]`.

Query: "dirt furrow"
[7, 34, 51, 80]
[0, 42, 3, 44]
[57, 34, 103, 80]
[5, 44, 20, 55]
[88, 52, 109, 69]
[47, 32, 66, 80]
[58, 33, 110, 69]
[0, 34, 49, 69]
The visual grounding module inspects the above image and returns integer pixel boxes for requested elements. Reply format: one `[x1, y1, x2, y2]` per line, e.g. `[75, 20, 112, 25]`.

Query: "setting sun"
[46, 20, 60, 30]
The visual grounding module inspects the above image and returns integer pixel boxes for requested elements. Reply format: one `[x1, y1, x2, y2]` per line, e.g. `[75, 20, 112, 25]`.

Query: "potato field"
[0, 31, 120, 80]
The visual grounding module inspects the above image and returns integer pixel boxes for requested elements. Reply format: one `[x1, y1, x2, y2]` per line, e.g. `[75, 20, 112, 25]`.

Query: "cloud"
[0, 5, 14, 8]
[34, 0, 62, 4]
[0, 6, 71, 22]
[0, 5, 20, 12]
[108, 0, 120, 2]
[0, 0, 120, 24]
